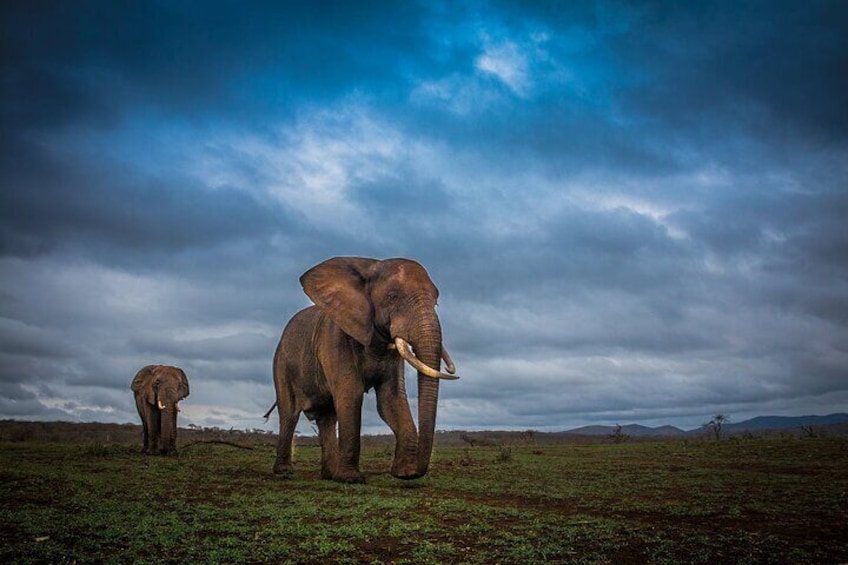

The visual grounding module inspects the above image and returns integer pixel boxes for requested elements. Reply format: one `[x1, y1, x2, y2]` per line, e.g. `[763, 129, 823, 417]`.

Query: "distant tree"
[800, 424, 825, 439]
[703, 414, 730, 440]
[608, 424, 630, 444]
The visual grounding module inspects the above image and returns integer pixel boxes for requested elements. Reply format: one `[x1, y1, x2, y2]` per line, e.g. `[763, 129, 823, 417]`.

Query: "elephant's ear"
[176, 368, 190, 398]
[300, 257, 378, 346]
[131, 365, 159, 406]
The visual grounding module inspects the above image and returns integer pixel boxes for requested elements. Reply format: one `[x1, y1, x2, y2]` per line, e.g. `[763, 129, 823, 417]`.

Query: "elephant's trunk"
[410, 311, 443, 476]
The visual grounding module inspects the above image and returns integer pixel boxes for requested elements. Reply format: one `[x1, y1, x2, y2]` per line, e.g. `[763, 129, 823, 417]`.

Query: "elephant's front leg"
[333, 394, 365, 483]
[141, 426, 150, 454]
[316, 412, 339, 480]
[376, 374, 420, 479]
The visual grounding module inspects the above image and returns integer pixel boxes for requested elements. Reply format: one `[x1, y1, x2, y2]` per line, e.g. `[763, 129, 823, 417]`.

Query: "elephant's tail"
[262, 401, 278, 421]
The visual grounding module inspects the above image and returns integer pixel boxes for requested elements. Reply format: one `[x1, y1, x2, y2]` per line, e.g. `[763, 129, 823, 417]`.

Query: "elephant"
[266, 257, 459, 483]
[131, 364, 190, 455]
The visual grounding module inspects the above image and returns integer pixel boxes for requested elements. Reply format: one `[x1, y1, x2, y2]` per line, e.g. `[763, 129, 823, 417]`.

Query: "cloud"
[476, 40, 532, 95]
[1, 1, 847, 434]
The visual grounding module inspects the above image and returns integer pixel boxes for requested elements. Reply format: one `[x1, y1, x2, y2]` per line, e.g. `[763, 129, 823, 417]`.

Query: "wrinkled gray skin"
[271, 257, 456, 483]
[131, 365, 190, 455]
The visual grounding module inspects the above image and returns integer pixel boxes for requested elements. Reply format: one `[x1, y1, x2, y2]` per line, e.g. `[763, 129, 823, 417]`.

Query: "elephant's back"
[280, 306, 322, 338]
[276, 306, 322, 357]
[274, 306, 325, 382]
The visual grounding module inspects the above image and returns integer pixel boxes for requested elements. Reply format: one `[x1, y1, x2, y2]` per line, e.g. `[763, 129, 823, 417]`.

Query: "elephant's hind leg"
[273, 393, 300, 477]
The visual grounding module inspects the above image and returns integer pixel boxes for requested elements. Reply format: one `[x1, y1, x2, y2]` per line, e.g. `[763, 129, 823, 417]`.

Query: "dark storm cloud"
[1, 1, 846, 431]
[622, 1, 848, 144]
[461, 1, 848, 173]
[2, 1, 434, 133]
[0, 138, 284, 261]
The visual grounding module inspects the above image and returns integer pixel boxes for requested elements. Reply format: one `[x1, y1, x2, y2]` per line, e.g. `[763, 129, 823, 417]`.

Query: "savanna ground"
[1, 422, 847, 564]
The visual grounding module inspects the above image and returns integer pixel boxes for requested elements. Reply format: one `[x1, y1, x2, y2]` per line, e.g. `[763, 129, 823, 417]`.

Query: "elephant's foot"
[273, 460, 295, 478]
[390, 460, 422, 480]
[392, 470, 424, 480]
[334, 470, 366, 484]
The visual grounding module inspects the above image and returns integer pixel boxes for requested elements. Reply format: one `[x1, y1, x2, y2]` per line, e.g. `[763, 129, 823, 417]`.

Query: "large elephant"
[131, 365, 190, 455]
[268, 257, 458, 483]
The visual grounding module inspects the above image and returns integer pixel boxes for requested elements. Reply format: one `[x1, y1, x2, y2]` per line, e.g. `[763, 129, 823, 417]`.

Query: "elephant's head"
[301, 257, 457, 476]
[144, 365, 190, 454]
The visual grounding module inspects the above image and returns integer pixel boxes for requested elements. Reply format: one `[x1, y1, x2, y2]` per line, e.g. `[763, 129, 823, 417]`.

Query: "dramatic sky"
[2, 1, 847, 434]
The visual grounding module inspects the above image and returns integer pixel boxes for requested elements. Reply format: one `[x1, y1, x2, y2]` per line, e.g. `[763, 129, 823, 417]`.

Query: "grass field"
[2, 430, 847, 564]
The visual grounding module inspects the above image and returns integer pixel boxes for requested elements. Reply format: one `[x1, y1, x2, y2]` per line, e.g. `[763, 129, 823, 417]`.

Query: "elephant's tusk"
[394, 337, 459, 380]
[442, 347, 456, 375]
[157, 400, 165, 410]
[387, 342, 457, 375]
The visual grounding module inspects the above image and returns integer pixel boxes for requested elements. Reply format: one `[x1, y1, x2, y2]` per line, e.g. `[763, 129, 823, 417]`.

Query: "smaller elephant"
[131, 365, 190, 455]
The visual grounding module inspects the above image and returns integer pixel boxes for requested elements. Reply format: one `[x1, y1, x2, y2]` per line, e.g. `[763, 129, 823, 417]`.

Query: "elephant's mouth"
[391, 337, 459, 380]
[157, 399, 180, 412]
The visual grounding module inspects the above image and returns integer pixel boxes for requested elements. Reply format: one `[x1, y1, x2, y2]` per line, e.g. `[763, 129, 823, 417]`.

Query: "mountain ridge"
[561, 413, 848, 437]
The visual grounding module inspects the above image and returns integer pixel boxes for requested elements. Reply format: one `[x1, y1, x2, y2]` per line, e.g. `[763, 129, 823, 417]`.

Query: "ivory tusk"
[157, 400, 165, 410]
[442, 347, 456, 375]
[387, 341, 457, 375]
[394, 337, 459, 380]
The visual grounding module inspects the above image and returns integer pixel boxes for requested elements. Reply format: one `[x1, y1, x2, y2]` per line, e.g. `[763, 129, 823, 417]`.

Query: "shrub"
[495, 446, 513, 463]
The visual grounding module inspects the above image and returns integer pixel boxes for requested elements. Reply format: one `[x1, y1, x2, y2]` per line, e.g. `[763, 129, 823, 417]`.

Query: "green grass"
[2, 436, 847, 564]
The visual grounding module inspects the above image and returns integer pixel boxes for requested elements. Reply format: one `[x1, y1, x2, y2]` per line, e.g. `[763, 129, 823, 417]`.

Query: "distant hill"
[2, 413, 846, 446]
[559, 414, 848, 438]
[712, 413, 848, 434]
[564, 424, 686, 437]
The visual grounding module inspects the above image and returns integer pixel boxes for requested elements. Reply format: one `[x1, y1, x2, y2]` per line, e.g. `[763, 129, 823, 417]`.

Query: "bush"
[495, 446, 513, 463]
